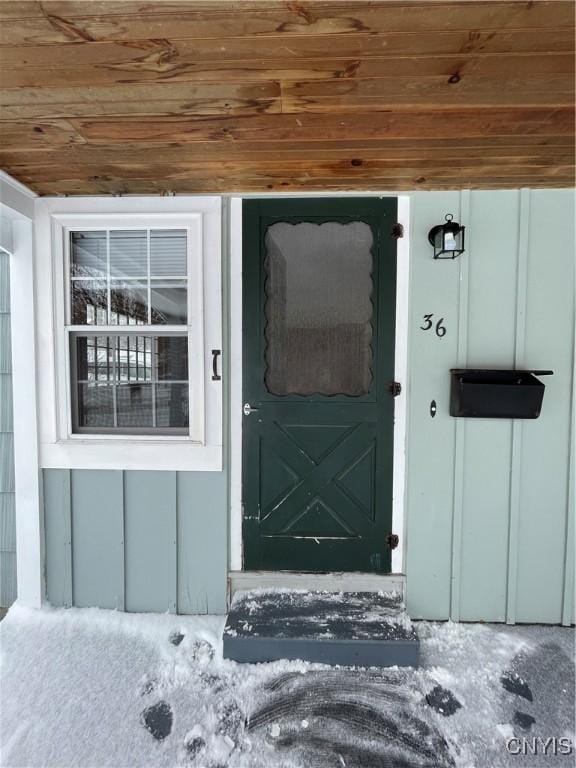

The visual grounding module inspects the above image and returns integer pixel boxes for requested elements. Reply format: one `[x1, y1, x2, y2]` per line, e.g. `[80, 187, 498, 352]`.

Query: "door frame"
[229, 194, 410, 574]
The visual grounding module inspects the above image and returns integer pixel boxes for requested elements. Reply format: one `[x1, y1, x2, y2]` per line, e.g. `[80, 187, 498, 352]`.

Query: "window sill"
[40, 440, 222, 472]
[65, 433, 196, 442]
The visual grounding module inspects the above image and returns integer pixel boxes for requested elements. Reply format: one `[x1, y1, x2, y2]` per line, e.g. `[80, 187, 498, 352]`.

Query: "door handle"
[243, 403, 259, 416]
[212, 349, 221, 381]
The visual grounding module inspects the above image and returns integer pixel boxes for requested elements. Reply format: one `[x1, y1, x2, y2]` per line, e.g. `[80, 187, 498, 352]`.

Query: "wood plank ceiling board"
[0, 0, 574, 196]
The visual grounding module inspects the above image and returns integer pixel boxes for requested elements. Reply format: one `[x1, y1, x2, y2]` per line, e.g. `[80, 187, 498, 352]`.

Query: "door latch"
[387, 533, 399, 550]
[243, 403, 259, 416]
[388, 381, 402, 397]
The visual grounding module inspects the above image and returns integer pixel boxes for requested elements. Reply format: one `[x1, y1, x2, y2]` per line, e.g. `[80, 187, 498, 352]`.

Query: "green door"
[242, 197, 398, 573]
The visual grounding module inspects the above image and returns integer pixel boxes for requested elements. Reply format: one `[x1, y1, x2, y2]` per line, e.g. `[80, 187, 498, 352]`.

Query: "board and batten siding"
[42, 189, 573, 622]
[44, 470, 228, 614]
[405, 189, 575, 625]
[0, 251, 16, 607]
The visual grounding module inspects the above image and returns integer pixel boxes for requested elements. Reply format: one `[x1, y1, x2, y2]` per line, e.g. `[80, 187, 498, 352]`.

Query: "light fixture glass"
[428, 214, 465, 259]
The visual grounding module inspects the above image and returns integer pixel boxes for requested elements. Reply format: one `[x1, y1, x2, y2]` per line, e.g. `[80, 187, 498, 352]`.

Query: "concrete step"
[223, 590, 419, 668]
[228, 571, 405, 601]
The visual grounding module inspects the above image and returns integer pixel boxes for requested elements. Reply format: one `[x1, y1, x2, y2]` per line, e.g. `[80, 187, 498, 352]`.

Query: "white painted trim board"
[2, 174, 43, 607]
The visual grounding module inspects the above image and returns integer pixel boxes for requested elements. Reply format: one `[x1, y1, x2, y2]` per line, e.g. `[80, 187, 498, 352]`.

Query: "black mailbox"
[450, 369, 553, 419]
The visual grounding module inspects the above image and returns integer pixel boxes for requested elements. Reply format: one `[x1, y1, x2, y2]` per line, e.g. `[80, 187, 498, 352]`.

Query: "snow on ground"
[0, 603, 573, 768]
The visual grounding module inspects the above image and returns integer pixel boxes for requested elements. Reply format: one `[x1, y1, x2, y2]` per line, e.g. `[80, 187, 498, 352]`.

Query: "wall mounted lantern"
[428, 214, 465, 259]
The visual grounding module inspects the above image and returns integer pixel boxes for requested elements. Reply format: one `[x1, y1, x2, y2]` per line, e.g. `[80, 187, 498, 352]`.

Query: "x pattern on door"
[259, 420, 378, 540]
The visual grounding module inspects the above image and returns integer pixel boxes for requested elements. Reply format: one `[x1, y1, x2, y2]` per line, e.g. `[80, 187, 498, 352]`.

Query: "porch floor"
[223, 590, 419, 667]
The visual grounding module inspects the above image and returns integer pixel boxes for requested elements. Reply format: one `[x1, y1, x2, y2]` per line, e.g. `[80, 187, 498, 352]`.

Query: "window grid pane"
[110, 230, 148, 278]
[70, 229, 188, 327]
[73, 334, 189, 433]
[70, 231, 107, 278]
[151, 229, 188, 276]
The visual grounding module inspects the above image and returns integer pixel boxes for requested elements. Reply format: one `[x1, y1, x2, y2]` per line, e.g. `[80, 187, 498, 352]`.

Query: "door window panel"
[264, 221, 374, 396]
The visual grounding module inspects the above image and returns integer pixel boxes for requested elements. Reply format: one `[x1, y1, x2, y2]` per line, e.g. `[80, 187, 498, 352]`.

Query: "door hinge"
[391, 223, 404, 239]
[388, 381, 402, 397]
[387, 533, 399, 550]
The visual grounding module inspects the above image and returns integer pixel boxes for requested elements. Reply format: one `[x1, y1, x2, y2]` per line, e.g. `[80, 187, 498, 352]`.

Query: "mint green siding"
[405, 189, 575, 624]
[44, 469, 228, 614]
[0, 252, 16, 608]
[177, 471, 228, 614]
[43, 470, 72, 608]
[124, 471, 177, 613]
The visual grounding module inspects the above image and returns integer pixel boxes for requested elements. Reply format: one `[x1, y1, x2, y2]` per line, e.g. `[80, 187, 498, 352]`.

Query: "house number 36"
[420, 314, 447, 338]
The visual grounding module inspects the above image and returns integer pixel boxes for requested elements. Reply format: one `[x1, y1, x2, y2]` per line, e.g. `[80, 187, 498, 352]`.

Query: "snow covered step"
[223, 590, 419, 668]
[228, 571, 405, 598]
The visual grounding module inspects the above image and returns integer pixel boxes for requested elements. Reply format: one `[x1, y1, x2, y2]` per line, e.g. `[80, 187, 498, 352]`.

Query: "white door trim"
[230, 197, 244, 570]
[229, 195, 410, 574]
[393, 196, 410, 573]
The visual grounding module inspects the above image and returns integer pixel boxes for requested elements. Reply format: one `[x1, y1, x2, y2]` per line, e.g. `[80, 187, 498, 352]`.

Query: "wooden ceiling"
[0, 0, 574, 195]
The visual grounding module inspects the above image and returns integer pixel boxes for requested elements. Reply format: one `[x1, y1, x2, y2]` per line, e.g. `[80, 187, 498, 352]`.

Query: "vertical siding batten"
[0, 553, 16, 607]
[0, 494, 16, 552]
[124, 470, 177, 613]
[43, 469, 72, 607]
[0, 314, 11, 376]
[515, 191, 574, 623]
[460, 191, 519, 622]
[562, 333, 575, 625]
[405, 190, 461, 620]
[450, 190, 470, 621]
[177, 472, 228, 614]
[561, 194, 576, 626]
[71, 470, 124, 610]
[0, 374, 13, 433]
[0, 434, 14, 494]
[506, 189, 530, 624]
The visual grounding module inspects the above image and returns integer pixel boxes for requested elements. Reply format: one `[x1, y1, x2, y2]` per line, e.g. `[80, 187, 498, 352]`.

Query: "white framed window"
[35, 197, 222, 471]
